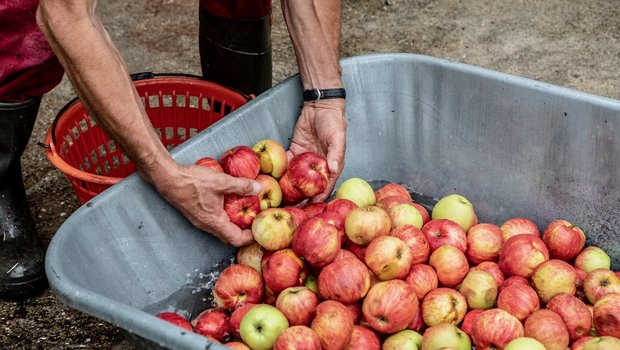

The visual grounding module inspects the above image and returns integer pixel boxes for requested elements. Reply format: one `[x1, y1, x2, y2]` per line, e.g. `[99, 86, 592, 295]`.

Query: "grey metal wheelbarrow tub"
[45, 53, 620, 350]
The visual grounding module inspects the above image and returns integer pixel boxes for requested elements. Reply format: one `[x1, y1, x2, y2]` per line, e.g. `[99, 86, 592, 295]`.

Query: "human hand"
[287, 99, 347, 203]
[149, 164, 261, 247]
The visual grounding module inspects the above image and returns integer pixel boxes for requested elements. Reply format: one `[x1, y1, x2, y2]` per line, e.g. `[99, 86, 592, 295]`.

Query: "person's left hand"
[287, 99, 347, 203]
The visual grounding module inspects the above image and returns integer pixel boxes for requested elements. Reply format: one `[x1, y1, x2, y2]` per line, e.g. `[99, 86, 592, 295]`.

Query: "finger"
[208, 213, 254, 247]
[286, 149, 295, 163]
[222, 175, 261, 196]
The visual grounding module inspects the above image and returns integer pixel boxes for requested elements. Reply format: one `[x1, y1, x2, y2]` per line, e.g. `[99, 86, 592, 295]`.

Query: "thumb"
[224, 176, 262, 196]
[326, 134, 346, 175]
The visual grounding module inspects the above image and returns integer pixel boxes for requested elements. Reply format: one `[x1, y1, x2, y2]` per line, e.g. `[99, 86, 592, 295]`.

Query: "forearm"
[281, 0, 343, 89]
[36, 0, 175, 185]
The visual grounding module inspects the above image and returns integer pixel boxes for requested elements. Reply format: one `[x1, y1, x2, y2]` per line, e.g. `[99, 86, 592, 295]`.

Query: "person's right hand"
[148, 164, 261, 247]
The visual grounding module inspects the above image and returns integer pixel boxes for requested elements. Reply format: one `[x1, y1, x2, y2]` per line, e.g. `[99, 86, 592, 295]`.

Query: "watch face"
[304, 89, 320, 101]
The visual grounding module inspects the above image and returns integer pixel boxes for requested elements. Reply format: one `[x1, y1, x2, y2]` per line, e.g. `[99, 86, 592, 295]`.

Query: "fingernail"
[252, 181, 262, 195]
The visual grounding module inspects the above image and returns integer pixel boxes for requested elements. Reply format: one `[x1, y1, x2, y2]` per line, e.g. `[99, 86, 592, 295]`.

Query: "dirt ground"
[1, 0, 619, 349]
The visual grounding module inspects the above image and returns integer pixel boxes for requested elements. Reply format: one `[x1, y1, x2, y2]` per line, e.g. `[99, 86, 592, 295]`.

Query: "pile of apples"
[156, 139, 620, 350]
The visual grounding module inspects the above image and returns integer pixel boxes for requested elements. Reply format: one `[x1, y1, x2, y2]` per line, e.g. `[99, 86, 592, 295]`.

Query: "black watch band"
[303, 88, 346, 102]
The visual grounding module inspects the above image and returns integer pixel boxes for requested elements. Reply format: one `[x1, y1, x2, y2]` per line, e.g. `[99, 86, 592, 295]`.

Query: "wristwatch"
[303, 88, 346, 102]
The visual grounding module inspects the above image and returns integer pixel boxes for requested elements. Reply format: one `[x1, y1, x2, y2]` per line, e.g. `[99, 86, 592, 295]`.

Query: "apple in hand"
[275, 287, 319, 328]
[156, 312, 193, 332]
[498, 234, 549, 278]
[236, 242, 264, 273]
[465, 223, 503, 264]
[334, 177, 377, 207]
[311, 300, 354, 350]
[583, 268, 620, 304]
[192, 308, 231, 342]
[256, 174, 282, 210]
[593, 292, 620, 338]
[224, 194, 261, 229]
[524, 309, 570, 350]
[286, 152, 329, 197]
[273, 325, 322, 350]
[471, 308, 524, 349]
[292, 216, 340, 268]
[362, 280, 418, 334]
[318, 257, 371, 304]
[252, 208, 296, 251]
[421, 287, 467, 326]
[213, 264, 264, 310]
[374, 182, 413, 203]
[252, 139, 288, 179]
[421, 323, 471, 350]
[364, 236, 413, 281]
[422, 219, 467, 253]
[546, 293, 592, 341]
[279, 171, 307, 204]
[431, 193, 477, 232]
[194, 156, 224, 173]
[346, 325, 380, 350]
[500, 217, 540, 241]
[390, 225, 429, 265]
[239, 304, 289, 350]
[575, 246, 611, 273]
[405, 264, 438, 300]
[542, 219, 586, 261]
[220, 145, 260, 179]
[497, 284, 540, 322]
[262, 249, 307, 294]
[429, 244, 469, 288]
[383, 329, 422, 350]
[345, 205, 392, 245]
[504, 337, 546, 350]
[458, 270, 498, 310]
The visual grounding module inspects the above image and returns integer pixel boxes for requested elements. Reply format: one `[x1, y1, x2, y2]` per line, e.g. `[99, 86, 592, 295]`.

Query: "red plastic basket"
[44, 73, 250, 204]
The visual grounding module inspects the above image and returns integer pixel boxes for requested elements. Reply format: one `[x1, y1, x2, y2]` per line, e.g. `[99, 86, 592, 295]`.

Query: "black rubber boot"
[199, 6, 272, 96]
[0, 97, 48, 301]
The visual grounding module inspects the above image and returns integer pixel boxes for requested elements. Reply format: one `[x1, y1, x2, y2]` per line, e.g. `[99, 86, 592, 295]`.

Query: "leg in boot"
[198, 4, 273, 96]
[0, 97, 48, 300]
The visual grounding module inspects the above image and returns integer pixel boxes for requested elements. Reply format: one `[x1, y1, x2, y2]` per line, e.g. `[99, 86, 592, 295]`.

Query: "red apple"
[500, 217, 540, 241]
[364, 236, 413, 280]
[292, 216, 340, 268]
[251, 208, 296, 251]
[345, 302, 363, 324]
[498, 234, 549, 278]
[524, 309, 570, 350]
[194, 156, 224, 173]
[408, 306, 425, 333]
[374, 182, 412, 203]
[236, 242, 264, 273]
[471, 261, 506, 287]
[345, 206, 392, 245]
[575, 246, 612, 273]
[362, 280, 418, 334]
[273, 325, 322, 350]
[571, 336, 595, 350]
[156, 312, 193, 331]
[262, 249, 307, 294]
[422, 219, 467, 253]
[576, 268, 588, 290]
[465, 223, 503, 264]
[286, 152, 329, 198]
[471, 308, 524, 349]
[547, 293, 592, 341]
[318, 257, 371, 303]
[303, 202, 327, 218]
[458, 270, 498, 310]
[583, 268, 620, 304]
[461, 309, 484, 336]
[346, 325, 381, 350]
[192, 308, 231, 342]
[390, 225, 430, 265]
[252, 139, 288, 179]
[224, 342, 250, 350]
[275, 286, 319, 326]
[220, 145, 260, 179]
[344, 240, 368, 262]
[499, 275, 530, 292]
[224, 194, 261, 229]
[282, 206, 307, 228]
[255, 174, 282, 210]
[213, 264, 264, 310]
[421, 287, 467, 326]
[279, 171, 306, 204]
[404, 264, 438, 300]
[542, 219, 586, 262]
[376, 195, 412, 211]
[497, 284, 540, 321]
[388, 203, 424, 229]
[229, 303, 256, 337]
[315, 211, 346, 246]
[311, 300, 354, 350]
[334, 248, 359, 261]
[531, 259, 577, 303]
[325, 198, 358, 219]
[411, 203, 430, 225]
[429, 244, 469, 288]
[421, 323, 472, 350]
[593, 292, 620, 338]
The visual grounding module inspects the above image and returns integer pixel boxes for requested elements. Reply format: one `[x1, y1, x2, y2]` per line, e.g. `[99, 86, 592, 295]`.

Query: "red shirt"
[201, 0, 271, 19]
[0, 0, 64, 102]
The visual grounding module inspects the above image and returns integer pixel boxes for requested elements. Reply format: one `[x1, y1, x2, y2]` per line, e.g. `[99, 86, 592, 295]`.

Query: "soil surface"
[2, 0, 619, 349]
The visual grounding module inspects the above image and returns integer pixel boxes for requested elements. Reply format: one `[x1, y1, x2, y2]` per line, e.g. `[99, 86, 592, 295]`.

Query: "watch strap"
[303, 88, 346, 102]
